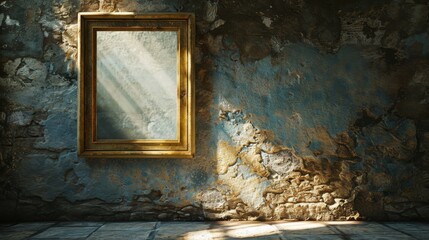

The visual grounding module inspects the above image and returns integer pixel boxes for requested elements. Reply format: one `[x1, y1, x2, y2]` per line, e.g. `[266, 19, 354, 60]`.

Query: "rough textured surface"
[1, 221, 429, 239]
[0, 0, 429, 221]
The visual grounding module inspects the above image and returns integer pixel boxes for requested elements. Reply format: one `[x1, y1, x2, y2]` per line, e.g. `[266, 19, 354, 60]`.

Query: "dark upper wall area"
[0, 0, 428, 221]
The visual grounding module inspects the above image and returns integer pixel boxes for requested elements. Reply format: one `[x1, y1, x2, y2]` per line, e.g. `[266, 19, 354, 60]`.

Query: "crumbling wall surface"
[1, 0, 428, 221]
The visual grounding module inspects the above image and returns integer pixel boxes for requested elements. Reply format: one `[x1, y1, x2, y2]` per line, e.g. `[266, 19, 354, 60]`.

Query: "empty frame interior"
[78, 13, 195, 158]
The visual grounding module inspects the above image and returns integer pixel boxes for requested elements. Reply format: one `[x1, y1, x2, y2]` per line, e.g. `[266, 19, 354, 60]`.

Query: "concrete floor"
[0, 221, 428, 240]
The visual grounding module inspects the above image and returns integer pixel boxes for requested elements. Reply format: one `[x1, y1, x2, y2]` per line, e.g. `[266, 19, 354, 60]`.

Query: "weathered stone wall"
[1, 0, 428, 221]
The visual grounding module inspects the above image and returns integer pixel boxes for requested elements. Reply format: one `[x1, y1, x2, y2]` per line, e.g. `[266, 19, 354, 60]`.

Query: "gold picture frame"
[77, 12, 195, 158]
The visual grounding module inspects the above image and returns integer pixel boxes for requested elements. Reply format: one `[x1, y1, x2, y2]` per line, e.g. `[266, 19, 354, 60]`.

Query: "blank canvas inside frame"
[96, 30, 178, 140]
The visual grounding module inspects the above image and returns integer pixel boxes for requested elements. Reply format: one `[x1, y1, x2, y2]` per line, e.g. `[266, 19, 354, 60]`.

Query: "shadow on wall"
[0, 0, 216, 221]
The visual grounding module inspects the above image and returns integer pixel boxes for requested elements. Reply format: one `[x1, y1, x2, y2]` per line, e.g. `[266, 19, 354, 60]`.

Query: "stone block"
[322, 193, 335, 205]
[27, 125, 43, 137]
[98, 222, 156, 231]
[87, 230, 152, 240]
[7, 111, 33, 126]
[32, 227, 97, 239]
[15, 58, 47, 83]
